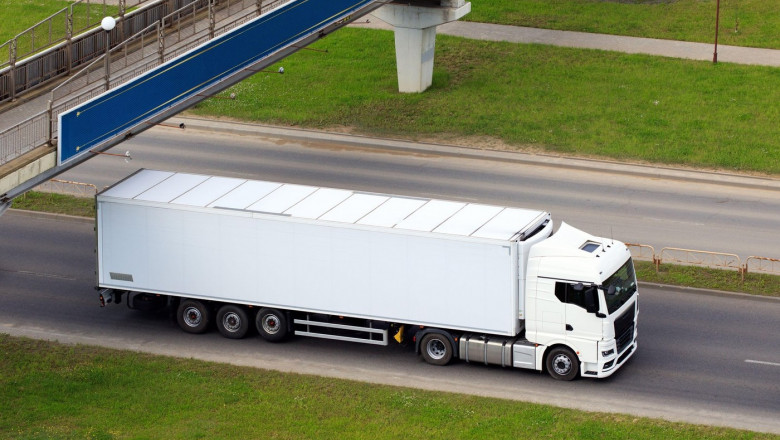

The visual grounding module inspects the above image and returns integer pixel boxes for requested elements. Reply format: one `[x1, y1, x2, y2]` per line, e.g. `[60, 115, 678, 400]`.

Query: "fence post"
[158, 21, 165, 65]
[257, 0, 264, 16]
[47, 99, 54, 146]
[66, 8, 73, 74]
[9, 40, 16, 102]
[118, 0, 127, 42]
[209, 0, 216, 39]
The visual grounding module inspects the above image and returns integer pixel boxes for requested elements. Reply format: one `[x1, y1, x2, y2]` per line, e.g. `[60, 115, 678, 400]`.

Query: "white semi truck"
[97, 169, 638, 380]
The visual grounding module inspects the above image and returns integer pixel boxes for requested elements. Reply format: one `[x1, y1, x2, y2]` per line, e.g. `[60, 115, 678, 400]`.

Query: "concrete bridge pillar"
[373, 0, 470, 93]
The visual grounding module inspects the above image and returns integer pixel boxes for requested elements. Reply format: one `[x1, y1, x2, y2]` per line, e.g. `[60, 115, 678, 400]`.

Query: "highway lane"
[0, 212, 778, 433]
[54, 125, 780, 260]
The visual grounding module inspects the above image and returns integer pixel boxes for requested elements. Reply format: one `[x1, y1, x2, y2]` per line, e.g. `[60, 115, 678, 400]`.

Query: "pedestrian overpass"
[0, 0, 469, 215]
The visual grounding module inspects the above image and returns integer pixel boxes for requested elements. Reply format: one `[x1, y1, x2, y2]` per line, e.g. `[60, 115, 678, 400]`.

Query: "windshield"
[603, 258, 637, 314]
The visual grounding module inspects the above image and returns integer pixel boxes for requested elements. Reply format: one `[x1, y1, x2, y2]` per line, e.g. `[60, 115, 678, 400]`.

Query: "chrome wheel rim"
[183, 307, 202, 327]
[426, 339, 447, 360]
[552, 353, 572, 375]
[222, 312, 241, 332]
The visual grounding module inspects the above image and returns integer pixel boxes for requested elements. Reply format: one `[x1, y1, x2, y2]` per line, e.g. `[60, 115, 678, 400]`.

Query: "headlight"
[601, 348, 615, 357]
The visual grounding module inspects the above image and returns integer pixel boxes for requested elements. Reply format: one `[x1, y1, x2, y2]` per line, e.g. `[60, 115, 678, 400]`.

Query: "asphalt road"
[54, 125, 780, 261]
[0, 211, 778, 433]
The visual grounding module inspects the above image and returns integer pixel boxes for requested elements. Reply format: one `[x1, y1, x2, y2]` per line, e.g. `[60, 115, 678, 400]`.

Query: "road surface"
[53, 124, 780, 261]
[1, 194, 778, 434]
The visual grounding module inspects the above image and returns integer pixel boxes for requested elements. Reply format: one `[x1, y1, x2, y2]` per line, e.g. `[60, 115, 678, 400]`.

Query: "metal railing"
[743, 256, 780, 281]
[1, 0, 285, 166]
[628, 244, 779, 283]
[658, 247, 742, 273]
[0, 110, 50, 164]
[626, 243, 657, 264]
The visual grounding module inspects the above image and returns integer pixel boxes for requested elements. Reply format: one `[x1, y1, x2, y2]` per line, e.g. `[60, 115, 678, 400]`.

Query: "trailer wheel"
[420, 333, 453, 366]
[177, 299, 211, 334]
[256, 308, 288, 342]
[216, 305, 250, 339]
[546, 346, 579, 381]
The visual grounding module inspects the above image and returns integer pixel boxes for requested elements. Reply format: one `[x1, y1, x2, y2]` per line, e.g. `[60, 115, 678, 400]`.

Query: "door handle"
[566, 324, 573, 331]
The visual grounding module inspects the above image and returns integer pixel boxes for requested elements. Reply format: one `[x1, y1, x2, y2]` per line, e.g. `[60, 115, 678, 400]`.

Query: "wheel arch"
[413, 328, 459, 359]
[542, 343, 582, 376]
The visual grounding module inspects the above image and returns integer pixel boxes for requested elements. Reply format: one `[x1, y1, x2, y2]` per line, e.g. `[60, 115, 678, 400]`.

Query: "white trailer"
[97, 169, 638, 380]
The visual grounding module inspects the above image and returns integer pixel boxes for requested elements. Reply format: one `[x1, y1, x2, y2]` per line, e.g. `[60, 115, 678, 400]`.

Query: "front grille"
[614, 304, 635, 354]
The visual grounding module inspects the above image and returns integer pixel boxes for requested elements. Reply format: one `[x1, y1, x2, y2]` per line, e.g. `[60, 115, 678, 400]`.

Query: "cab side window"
[555, 282, 586, 309]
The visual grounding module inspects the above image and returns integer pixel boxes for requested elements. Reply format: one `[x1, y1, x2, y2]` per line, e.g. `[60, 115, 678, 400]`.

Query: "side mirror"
[584, 287, 599, 314]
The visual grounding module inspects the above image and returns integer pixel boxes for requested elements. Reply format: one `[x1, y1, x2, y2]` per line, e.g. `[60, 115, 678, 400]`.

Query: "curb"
[169, 116, 780, 193]
[6, 208, 94, 224]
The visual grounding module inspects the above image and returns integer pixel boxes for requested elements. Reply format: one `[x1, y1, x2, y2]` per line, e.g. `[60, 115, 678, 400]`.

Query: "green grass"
[4, 3, 780, 174]
[0, 335, 775, 439]
[0, 0, 118, 60]
[635, 261, 780, 297]
[11, 191, 95, 217]
[191, 29, 780, 174]
[467, 0, 780, 49]
[0, 0, 72, 44]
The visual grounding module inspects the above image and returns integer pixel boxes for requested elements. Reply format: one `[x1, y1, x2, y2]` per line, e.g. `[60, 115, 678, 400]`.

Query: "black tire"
[420, 332, 453, 366]
[176, 299, 211, 334]
[255, 308, 288, 342]
[546, 346, 579, 381]
[216, 305, 250, 339]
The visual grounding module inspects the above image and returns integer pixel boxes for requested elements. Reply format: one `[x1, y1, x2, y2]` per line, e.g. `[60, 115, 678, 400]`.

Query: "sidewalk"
[360, 15, 780, 67]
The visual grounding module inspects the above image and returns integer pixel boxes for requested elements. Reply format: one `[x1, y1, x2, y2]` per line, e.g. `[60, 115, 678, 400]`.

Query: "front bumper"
[584, 339, 637, 379]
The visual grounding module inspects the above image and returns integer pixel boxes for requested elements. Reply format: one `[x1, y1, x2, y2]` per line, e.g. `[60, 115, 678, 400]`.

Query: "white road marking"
[745, 359, 780, 367]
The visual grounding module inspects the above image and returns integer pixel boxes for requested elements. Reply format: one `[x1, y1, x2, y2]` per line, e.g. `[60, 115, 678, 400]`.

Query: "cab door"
[556, 282, 602, 362]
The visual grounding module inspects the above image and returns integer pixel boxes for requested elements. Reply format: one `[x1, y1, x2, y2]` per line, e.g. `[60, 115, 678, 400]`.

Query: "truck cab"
[525, 223, 638, 379]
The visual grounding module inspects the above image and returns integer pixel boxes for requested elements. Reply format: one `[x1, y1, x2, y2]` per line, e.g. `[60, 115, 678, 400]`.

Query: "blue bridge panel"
[59, 0, 375, 164]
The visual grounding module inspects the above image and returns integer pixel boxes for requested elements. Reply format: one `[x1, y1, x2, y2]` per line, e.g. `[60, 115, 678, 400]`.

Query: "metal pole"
[713, 0, 721, 63]
[104, 30, 111, 90]
[101, 16, 116, 91]
[9, 40, 16, 102]
[209, 0, 215, 39]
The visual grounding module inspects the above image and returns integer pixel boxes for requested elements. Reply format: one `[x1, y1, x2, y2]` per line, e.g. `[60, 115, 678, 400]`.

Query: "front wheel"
[176, 299, 211, 334]
[420, 332, 453, 366]
[546, 347, 579, 381]
[256, 308, 288, 342]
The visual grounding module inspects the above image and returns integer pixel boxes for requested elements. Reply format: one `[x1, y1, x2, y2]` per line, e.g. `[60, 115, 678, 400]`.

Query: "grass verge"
[467, 0, 780, 49]
[10, 191, 95, 218]
[635, 261, 779, 298]
[3, 5, 779, 174]
[190, 29, 780, 175]
[0, 334, 775, 439]
[11, 193, 780, 297]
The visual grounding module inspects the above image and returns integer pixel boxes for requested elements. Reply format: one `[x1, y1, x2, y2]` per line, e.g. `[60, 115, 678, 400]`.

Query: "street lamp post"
[101, 16, 116, 90]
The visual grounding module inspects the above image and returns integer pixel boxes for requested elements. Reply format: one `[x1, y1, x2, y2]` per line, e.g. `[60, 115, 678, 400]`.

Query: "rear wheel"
[256, 308, 288, 342]
[420, 332, 453, 366]
[216, 305, 250, 339]
[546, 346, 579, 381]
[176, 299, 210, 334]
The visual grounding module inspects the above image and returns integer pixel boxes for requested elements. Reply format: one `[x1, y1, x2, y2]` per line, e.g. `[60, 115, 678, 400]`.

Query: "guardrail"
[628, 244, 779, 282]
[743, 256, 780, 281]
